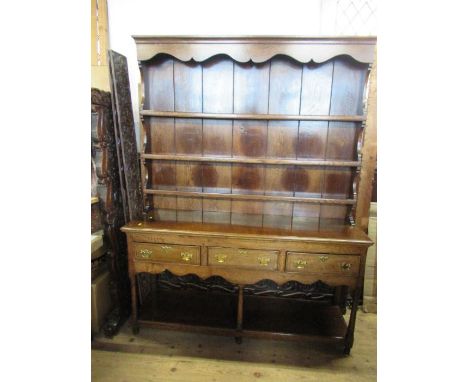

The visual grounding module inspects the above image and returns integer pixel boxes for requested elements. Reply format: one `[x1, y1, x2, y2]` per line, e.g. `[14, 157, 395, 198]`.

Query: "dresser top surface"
[122, 221, 372, 246]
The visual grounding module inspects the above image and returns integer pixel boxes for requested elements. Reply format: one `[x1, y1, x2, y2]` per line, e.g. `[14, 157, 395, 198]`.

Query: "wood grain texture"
[134, 242, 201, 265]
[130, 233, 366, 255]
[133, 35, 377, 64]
[320, 57, 368, 226]
[142, 154, 360, 167]
[207, 247, 279, 270]
[123, 220, 372, 245]
[92, 309, 376, 380]
[174, 61, 203, 221]
[141, 55, 369, 227]
[232, 61, 270, 226]
[144, 57, 175, 156]
[143, 57, 177, 219]
[141, 110, 365, 121]
[293, 61, 334, 229]
[144, 189, 356, 205]
[326, 57, 368, 160]
[297, 61, 334, 159]
[92, 308, 376, 379]
[264, 57, 302, 228]
[285, 252, 360, 275]
[355, 52, 377, 231]
[202, 57, 234, 223]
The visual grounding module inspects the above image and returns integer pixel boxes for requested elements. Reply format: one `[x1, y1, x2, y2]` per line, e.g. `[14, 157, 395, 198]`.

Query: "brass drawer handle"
[138, 249, 152, 258]
[294, 259, 307, 269]
[180, 252, 193, 262]
[257, 256, 271, 266]
[215, 254, 227, 263]
[319, 255, 329, 262]
[341, 263, 352, 271]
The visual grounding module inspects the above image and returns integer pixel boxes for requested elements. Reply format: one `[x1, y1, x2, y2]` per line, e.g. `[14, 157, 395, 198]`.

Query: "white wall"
[106, 0, 377, 149]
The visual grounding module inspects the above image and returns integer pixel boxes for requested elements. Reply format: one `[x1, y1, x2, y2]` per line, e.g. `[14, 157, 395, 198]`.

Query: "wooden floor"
[92, 310, 376, 382]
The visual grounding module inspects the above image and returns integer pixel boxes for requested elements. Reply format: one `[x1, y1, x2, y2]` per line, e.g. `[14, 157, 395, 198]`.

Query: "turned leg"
[343, 283, 360, 355]
[130, 274, 139, 334]
[343, 250, 367, 355]
[235, 285, 244, 344]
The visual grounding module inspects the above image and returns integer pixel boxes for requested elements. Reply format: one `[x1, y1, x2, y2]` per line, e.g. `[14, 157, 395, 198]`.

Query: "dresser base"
[122, 220, 372, 355]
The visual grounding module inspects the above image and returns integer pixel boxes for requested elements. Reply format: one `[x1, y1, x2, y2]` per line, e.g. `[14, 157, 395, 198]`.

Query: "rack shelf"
[143, 189, 356, 205]
[141, 154, 361, 167]
[140, 110, 365, 122]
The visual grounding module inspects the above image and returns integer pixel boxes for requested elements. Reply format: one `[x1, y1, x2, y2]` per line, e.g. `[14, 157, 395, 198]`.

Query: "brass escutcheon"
[257, 256, 271, 266]
[238, 249, 247, 255]
[180, 252, 193, 262]
[319, 255, 329, 262]
[138, 249, 152, 258]
[341, 263, 352, 271]
[215, 254, 227, 263]
[294, 259, 307, 269]
[161, 245, 171, 251]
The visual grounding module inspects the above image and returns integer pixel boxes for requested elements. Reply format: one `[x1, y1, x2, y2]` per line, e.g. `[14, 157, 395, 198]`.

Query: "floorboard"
[92, 310, 376, 381]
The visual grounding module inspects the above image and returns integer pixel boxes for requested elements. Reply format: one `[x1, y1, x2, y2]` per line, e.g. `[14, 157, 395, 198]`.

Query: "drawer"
[207, 247, 279, 270]
[286, 252, 360, 275]
[135, 243, 200, 265]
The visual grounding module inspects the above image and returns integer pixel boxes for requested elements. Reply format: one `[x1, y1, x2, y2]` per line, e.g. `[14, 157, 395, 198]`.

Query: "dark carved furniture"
[120, 36, 376, 354]
[108, 51, 144, 223]
[91, 88, 129, 337]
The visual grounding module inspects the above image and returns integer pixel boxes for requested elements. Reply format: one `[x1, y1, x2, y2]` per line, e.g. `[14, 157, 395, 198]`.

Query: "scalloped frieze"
[134, 36, 376, 64]
[156, 270, 239, 294]
[243, 278, 335, 300]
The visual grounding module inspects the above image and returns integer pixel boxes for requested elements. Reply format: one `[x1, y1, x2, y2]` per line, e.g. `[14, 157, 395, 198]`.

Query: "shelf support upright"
[355, 51, 377, 232]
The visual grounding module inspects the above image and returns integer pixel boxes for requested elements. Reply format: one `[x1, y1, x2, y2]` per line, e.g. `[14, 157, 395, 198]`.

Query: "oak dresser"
[119, 36, 376, 354]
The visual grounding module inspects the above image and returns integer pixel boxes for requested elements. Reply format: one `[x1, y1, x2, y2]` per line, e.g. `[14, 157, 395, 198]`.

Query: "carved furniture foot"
[343, 344, 351, 356]
[343, 337, 353, 355]
[102, 307, 122, 338]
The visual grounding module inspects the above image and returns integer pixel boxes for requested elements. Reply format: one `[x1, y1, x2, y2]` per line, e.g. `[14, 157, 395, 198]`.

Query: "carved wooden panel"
[109, 50, 144, 222]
